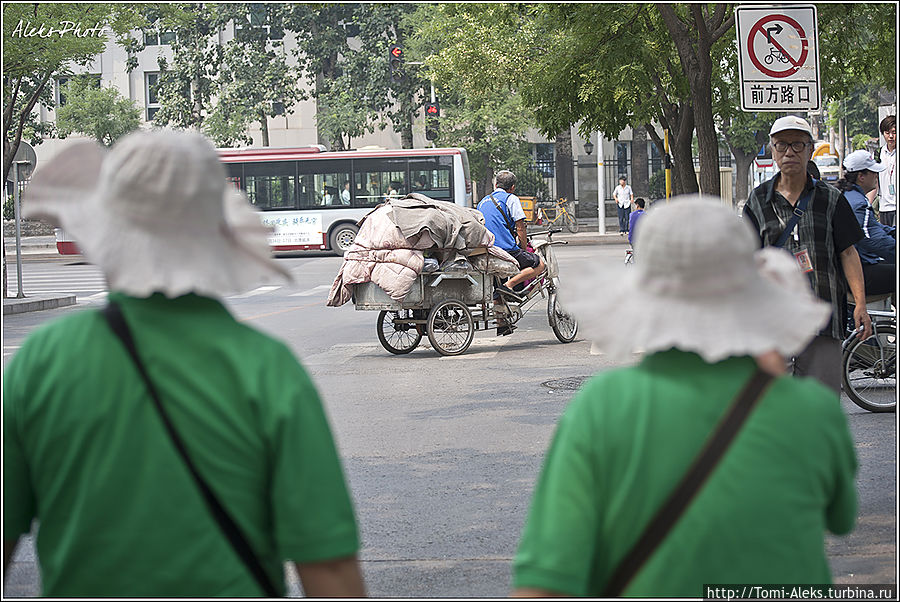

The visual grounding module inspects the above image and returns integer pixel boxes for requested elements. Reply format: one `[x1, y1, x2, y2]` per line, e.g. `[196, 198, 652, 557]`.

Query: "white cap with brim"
[843, 149, 886, 173]
[769, 115, 813, 137]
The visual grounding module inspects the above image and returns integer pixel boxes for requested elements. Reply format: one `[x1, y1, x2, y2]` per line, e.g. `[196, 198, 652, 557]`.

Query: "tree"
[205, 3, 304, 147]
[3, 3, 142, 182]
[656, 3, 734, 198]
[284, 4, 428, 150]
[142, 4, 223, 129]
[56, 76, 142, 146]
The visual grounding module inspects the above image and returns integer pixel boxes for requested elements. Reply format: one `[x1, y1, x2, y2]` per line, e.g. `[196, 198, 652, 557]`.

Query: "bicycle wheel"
[547, 290, 578, 343]
[564, 212, 578, 233]
[377, 309, 422, 355]
[842, 321, 896, 412]
[427, 299, 474, 356]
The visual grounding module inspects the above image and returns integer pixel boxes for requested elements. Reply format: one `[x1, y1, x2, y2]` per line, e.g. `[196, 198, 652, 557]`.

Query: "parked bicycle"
[536, 198, 578, 233]
[841, 297, 896, 413]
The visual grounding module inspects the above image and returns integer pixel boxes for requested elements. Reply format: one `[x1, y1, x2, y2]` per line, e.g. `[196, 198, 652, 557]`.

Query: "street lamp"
[584, 140, 594, 155]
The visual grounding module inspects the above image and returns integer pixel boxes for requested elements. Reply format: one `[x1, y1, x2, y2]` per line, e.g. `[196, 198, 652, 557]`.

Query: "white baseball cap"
[843, 149, 886, 173]
[769, 115, 813, 137]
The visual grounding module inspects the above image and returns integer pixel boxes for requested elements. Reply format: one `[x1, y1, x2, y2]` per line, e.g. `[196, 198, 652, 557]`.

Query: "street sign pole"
[13, 161, 27, 298]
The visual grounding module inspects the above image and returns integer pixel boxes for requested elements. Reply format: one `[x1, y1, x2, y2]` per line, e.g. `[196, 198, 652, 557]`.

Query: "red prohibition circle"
[747, 14, 809, 78]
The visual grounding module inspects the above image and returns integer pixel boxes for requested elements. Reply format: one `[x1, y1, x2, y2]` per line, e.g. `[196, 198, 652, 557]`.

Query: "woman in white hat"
[3, 130, 365, 597]
[512, 197, 857, 597]
[837, 149, 895, 299]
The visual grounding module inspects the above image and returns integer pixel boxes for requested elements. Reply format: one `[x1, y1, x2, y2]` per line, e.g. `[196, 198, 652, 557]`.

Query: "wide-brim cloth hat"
[562, 196, 831, 363]
[24, 129, 291, 298]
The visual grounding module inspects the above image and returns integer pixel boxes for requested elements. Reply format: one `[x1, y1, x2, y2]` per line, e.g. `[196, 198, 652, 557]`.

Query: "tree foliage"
[203, 3, 304, 147]
[2, 2, 143, 182]
[56, 76, 141, 146]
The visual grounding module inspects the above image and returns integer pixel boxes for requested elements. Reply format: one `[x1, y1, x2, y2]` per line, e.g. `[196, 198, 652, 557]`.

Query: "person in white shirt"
[340, 182, 351, 205]
[877, 115, 896, 226]
[613, 176, 634, 235]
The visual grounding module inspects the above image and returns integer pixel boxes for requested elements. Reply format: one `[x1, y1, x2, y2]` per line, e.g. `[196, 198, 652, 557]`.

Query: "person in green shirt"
[4, 130, 366, 597]
[513, 197, 857, 597]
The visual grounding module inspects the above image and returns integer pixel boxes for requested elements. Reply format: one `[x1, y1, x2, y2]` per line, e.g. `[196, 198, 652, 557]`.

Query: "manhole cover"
[541, 376, 591, 391]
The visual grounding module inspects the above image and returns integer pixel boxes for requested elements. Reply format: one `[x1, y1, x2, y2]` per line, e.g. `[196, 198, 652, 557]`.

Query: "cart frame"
[351, 229, 578, 356]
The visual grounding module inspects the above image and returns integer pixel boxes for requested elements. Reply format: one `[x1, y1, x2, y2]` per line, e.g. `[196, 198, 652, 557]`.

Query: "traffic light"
[388, 45, 404, 83]
[424, 102, 439, 141]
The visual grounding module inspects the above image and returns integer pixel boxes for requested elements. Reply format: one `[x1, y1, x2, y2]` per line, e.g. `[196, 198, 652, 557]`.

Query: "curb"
[3, 294, 77, 315]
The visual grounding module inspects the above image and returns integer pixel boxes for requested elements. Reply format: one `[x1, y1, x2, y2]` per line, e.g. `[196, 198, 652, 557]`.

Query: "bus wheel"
[329, 224, 359, 255]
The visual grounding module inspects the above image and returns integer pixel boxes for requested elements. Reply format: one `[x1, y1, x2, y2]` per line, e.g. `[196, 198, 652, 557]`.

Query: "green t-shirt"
[4, 292, 359, 597]
[513, 350, 857, 597]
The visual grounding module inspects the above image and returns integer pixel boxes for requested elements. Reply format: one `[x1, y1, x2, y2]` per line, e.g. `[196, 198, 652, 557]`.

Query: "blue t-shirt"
[477, 189, 524, 250]
[628, 209, 645, 246]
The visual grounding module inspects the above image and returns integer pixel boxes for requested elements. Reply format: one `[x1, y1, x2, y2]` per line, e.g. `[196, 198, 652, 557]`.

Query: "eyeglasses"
[772, 140, 812, 153]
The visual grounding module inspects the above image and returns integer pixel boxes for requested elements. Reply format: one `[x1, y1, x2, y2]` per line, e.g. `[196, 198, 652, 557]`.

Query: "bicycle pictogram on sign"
[747, 14, 809, 78]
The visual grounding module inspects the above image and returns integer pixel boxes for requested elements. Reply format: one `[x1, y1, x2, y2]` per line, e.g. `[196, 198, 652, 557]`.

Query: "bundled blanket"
[327, 194, 518, 306]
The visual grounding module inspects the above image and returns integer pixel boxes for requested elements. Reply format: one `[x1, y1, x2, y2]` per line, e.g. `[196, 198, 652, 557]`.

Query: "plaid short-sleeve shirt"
[742, 175, 863, 340]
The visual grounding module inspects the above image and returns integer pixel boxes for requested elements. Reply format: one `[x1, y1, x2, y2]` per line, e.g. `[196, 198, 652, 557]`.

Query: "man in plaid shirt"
[742, 116, 872, 394]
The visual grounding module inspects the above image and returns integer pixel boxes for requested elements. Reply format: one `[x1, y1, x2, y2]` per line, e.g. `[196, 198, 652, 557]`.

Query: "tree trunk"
[554, 128, 574, 201]
[631, 124, 649, 198]
[693, 72, 721, 197]
[259, 110, 270, 147]
[664, 102, 698, 196]
[400, 107, 413, 149]
[732, 151, 755, 208]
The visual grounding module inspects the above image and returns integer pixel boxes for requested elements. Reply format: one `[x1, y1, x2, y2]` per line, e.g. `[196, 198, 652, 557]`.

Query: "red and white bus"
[55, 145, 473, 254]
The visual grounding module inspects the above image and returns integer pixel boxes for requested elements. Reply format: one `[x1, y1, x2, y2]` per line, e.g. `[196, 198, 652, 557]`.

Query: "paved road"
[2, 244, 896, 597]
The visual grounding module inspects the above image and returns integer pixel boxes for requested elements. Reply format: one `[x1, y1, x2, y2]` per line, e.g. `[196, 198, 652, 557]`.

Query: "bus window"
[355, 159, 407, 207]
[244, 161, 297, 210]
[298, 160, 351, 208]
[410, 156, 453, 202]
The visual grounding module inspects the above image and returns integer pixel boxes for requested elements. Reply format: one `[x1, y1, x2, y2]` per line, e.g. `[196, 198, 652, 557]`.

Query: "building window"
[144, 20, 176, 46]
[533, 143, 555, 178]
[56, 74, 101, 107]
[145, 72, 160, 121]
[235, 6, 284, 42]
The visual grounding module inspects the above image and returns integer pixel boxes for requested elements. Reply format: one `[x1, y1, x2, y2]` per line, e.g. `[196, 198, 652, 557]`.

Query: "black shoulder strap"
[602, 367, 774, 597]
[774, 178, 817, 248]
[488, 192, 518, 237]
[102, 302, 280, 598]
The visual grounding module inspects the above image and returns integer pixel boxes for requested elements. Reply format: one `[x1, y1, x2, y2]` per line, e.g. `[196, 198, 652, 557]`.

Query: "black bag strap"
[102, 302, 280, 598]
[602, 367, 774, 597]
[774, 178, 816, 248]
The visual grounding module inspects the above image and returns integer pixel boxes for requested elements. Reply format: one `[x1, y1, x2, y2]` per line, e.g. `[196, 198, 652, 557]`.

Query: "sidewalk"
[3, 236, 77, 315]
[529, 217, 629, 246]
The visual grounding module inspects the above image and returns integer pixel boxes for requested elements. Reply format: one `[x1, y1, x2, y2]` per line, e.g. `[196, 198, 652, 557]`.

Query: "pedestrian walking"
[627, 197, 646, 247]
[742, 115, 872, 394]
[876, 115, 896, 226]
[613, 176, 634, 234]
[3, 130, 365, 597]
[512, 197, 856, 597]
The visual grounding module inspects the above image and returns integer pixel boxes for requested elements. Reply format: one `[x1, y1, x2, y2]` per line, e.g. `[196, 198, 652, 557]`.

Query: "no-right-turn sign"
[736, 5, 820, 112]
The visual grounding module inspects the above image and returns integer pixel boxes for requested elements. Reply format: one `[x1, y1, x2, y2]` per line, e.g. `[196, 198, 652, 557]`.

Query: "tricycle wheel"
[427, 299, 474, 356]
[377, 309, 422, 355]
[548, 291, 578, 343]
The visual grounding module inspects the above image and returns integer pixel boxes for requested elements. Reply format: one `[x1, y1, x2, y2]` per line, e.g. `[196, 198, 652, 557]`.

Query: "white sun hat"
[23, 129, 291, 298]
[562, 196, 831, 363]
